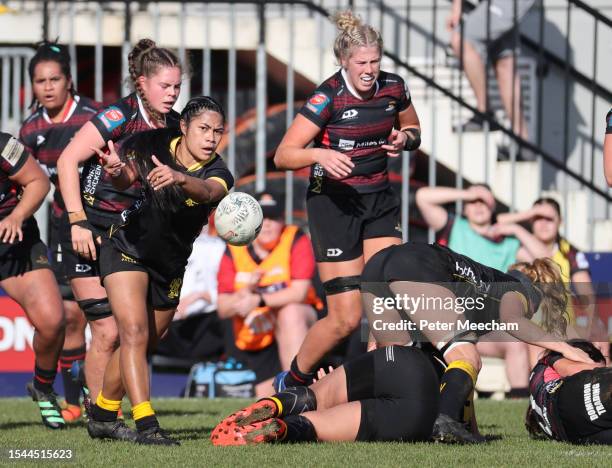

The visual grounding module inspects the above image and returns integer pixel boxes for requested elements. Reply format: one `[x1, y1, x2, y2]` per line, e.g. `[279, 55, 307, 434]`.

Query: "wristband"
[402, 128, 421, 151]
[68, 210, 87, 224]
[71, 219, 94, 231]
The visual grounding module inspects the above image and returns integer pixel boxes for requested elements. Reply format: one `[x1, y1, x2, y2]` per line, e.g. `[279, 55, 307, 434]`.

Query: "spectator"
[416, 183, 548, 397]
[497, 197, 609, 364]
[217, 192, 320, 397]
[448, 0, 536, 160]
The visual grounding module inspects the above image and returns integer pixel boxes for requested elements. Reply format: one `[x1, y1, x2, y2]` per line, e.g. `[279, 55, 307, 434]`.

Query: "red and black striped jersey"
[82, 92, 180, 229]
[528, 353, 567, 440]
[0, 133, 30, 220]
[19, 95, 102, 216]
[299, 69, 411, 194]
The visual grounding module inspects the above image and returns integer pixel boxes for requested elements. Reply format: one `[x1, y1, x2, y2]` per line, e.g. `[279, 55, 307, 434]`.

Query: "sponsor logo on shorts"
[454, 261, 491, 294]
[341, 109, 358, 120]
[167, 278, 183, 299]
[34, 255, 49, 265]
[75, 264, 92, 273]
[97, 106, 126, 131]
[120, 253, 137, 264]
[326, 248, 343, 257]
[1, 137, 24, 167]
[338, 139, 355, 151]
[305, 93, 331, 115]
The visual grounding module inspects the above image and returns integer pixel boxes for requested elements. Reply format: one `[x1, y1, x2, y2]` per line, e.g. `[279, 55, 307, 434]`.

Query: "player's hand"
[487, 223, 517, 239]
[561, 344, 595, 365]
[381, 128, 407, 158]
[0, 213, 23, 244]
[91, 140, 125, 178]
[71, 224, 98, 261]
[147, 155, 186, 190]
[312, 366, 334, 383]
[465, 185, 495, 209]
[314, 149, 354, 179]
[529, 204, 554, 221]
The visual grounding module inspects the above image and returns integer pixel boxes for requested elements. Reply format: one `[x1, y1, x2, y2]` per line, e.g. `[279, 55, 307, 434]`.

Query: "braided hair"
[27, 41, 75, 108]
[127, 38, 181, 127]
[332, 10, 383, 64]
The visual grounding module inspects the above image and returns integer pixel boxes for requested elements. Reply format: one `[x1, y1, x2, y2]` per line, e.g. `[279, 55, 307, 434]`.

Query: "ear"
[136, 75, 147, 89]
[179, 118, 188, 135]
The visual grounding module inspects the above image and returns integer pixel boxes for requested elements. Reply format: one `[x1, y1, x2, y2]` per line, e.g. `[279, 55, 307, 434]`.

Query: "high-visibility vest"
[229, 225, 321, 351]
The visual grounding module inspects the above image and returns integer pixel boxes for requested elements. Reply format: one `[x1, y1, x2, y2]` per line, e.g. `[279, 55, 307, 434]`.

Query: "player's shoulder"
[76, 95, 104, 114]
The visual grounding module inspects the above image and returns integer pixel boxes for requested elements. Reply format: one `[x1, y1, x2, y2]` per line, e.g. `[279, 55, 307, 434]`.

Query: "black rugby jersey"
[19, 95, 102, 216]
[82, 93, 180, 228]
[299, 69, 411, 194]
[606, 108, 612, 134]
[370, 242, 531, 331]
[108, 128, 233, 272]
[0, 133, 29, 220]
[528, 353, 567, 440]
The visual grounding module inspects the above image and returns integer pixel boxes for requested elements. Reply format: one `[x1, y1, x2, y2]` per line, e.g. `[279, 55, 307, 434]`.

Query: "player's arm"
[274, 115, 354, 179]
[0, 156, 50, 243]
[551, 357, 603, 377]
[57, 121, 105, 214]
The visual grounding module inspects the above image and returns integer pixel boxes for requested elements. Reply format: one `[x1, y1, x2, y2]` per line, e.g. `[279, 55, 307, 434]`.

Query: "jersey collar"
[341, 68, 379, 100]
[42, 95, 79, 124]
[169, 136, 216, 172]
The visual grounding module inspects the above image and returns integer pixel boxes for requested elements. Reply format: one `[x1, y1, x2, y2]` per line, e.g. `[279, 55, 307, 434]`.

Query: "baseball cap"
[254, 191, 285, 220]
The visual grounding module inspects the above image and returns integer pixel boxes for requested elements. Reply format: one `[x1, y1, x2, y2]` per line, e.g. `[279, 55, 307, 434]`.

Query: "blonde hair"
[127, 38, 181, 126]
[332, 10, 383, 63]
[509, 258, 568, 337]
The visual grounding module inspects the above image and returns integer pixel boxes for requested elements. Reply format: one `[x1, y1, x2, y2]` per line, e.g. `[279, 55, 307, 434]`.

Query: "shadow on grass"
[166, 426, 214, 441]
[0, 420, 86, 431]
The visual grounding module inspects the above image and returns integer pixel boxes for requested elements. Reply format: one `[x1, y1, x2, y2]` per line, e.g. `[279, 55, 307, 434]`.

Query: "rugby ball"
[214, 192, 263, 246]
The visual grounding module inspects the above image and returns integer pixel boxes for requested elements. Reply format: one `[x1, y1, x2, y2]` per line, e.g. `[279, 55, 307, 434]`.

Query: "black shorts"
[62, 220, 103, 281]
[556, 367, 612, 443]
[99, 239, 184, 310]
[47, 213, 75, 300]
[344, 346, 439, 442]
[307, 187, 402, 262]
[0, 219, 51, 281]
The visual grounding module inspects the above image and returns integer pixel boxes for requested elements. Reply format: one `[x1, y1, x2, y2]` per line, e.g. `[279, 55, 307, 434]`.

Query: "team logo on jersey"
[97, 106, 126, 131]
[306, 93, 330, 115]
[83, 194, 95, 206]
[338, 139, 355, 151]
[184, 198, 199, 207]
[1, 137, 24, 167]
[167, 278, 183, 299]
[385, 100, 397, 112]
[36, 135, 46, 146]
[35, 255, 49, 265]
[341, 109, 358, 120]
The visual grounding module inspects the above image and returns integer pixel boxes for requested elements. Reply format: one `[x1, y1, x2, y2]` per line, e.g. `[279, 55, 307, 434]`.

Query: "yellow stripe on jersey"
[208, 176, 229, 193]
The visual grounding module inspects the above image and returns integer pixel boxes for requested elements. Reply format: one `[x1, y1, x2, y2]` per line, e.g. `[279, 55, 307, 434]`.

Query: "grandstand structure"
[0, 0, 610, 251]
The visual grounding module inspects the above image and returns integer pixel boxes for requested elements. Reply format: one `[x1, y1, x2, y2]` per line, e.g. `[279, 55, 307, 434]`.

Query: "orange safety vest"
[229, 225, 321, 351]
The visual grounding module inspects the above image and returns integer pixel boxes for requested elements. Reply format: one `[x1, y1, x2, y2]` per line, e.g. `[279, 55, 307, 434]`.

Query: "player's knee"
[327, 307, 361, 337]
[89, 318, 119, 352]
[118, 322, 149, 348]
[445, 343, 482, 373]
[77, 298, 113, 323]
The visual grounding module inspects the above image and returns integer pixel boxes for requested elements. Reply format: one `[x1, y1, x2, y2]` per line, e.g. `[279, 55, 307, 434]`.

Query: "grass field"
[0, 398, 610, 467]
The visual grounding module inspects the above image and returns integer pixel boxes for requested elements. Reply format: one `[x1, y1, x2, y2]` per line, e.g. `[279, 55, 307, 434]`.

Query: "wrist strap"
[68, 210, 87, 224]
[71, 219, 94, 231]
[402, 128, 421, 151]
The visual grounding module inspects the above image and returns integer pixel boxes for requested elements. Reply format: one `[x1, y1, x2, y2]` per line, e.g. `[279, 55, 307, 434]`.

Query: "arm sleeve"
[290, 231, 316, 280]
[205, 158, 235, 194]
[217, 250, 237, 294]
[397, 76, 412, 112]
[298, 84, 334, 129]
[18, 125, 34, 156]
[0, 134, 29, 176]
[90, 102, 130, 143]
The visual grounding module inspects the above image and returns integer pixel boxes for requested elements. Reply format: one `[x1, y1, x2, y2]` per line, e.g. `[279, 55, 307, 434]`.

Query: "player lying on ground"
[360, 242, 594, 443]
[211, 345, 440, 445]
[527, 339, 612, 444]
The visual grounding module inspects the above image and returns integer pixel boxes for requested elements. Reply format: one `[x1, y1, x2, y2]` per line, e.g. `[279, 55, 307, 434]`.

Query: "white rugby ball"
[214, 192, 263, 246]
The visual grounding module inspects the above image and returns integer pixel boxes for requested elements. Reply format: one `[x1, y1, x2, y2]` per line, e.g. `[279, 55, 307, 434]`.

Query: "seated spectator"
[497, 197, 609, 364]
[416, 184, 548, 397]
[217, 191, 320, 397]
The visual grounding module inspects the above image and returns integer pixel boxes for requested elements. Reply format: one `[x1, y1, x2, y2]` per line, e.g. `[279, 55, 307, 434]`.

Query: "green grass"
[0, 398, 610, 467]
